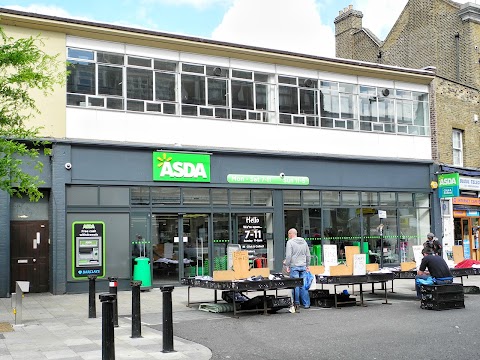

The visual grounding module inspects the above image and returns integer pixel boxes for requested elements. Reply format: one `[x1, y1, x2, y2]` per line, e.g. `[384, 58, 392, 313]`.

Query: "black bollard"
[99, 293, 116, 360]
[88, 275, 97, 318]
[108, 277, 119, 327]
[130, 280, 142, 338]
[161, 285, 175, 353]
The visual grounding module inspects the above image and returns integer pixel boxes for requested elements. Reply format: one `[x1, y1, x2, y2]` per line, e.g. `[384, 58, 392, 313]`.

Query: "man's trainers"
[294, 304, 300, 313]
[288, 305, 296, 313]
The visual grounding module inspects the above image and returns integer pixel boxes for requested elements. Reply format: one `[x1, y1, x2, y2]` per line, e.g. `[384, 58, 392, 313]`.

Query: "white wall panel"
[180, 52, 230, 67]
[67, 36, 124, 53]
[229, 59, 276, 73]
[126, 45, 179, 61]
[394, 81, 430, 92]
[357, 76, 394, 88]
[317, 71, 357, 83]
[67, 108, 432, 160]
[275, 65, 318, 79]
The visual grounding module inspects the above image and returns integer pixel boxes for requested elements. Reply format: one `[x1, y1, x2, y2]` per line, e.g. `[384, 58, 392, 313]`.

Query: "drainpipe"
[455, 33, 460, 82]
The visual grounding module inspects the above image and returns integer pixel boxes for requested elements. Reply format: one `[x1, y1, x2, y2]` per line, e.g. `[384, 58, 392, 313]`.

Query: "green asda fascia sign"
[438, 172, 460, 198]
[153, 151, 211, 182]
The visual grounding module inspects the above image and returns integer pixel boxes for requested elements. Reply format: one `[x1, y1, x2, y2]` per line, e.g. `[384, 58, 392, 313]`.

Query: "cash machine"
[72, 221, 105, 279]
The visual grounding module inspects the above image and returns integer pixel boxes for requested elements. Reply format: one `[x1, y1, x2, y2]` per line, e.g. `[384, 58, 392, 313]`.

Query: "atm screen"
[79, 239, 98, 247]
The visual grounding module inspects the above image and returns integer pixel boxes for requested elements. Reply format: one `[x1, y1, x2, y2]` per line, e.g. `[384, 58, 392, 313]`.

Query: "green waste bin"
[311, 245, 322, 265]
[133, 257, 152, 290]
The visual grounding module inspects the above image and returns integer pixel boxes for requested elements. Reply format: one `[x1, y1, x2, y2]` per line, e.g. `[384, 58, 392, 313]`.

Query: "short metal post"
[130, 280, 142, 338]
[161, 285, 175, 353]
[99, 293, 116, 360]
[14, 288, 22, 325]
[88, 275, 97, 318]
[108, 277, 119, 327]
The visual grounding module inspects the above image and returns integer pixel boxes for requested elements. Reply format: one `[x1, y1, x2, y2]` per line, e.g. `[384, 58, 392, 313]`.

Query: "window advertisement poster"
[72, 221, 105, 279]
[238, 216, 265, 256]
[323, 244, 338, 271]
[463, 239, 471, 260]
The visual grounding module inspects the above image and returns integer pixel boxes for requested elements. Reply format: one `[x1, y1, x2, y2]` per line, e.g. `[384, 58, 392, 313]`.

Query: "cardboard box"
[366, 263, 379, 272]
[329, 264, 352, 276]
[309, 265, 325, 275]
[401, 261, 417, 271]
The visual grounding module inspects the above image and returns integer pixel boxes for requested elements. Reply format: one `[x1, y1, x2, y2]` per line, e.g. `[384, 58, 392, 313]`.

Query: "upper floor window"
[180, 63, 229, 118]
[452, 129, 463, 166]
[66, 47, 430, 136]
[321, 81, 358, 130]
[279, 75, 319, 126]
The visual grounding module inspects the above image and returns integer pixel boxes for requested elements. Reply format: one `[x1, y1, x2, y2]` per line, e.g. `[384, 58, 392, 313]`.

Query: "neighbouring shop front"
[1, 143, 438, 296]
[436, 166, 480, 262]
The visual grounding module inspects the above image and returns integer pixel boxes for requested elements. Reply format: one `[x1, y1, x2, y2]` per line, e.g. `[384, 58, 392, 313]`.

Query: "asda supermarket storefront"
[6, 143, 436, 295]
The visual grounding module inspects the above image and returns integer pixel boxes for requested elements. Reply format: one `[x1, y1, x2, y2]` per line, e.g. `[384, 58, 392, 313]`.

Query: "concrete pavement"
[0, 274, 479, 359]
[0, 285, 214, 359]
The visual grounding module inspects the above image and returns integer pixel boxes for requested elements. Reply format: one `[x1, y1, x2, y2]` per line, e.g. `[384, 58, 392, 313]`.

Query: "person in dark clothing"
[423, 232, 442, 256]
[415, 249, 453, 298]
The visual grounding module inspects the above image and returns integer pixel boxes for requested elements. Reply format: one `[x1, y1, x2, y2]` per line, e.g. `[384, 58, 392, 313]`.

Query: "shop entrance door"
[151, 213, 209, 284]
[454, 217, 480, 260]
[10, 221, 49, 293]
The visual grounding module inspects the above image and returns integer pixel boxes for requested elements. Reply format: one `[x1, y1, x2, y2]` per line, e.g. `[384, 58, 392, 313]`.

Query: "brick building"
[335, 0, 480, 260]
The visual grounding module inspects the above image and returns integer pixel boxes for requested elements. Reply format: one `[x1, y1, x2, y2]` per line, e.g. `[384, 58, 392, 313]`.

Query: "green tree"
[0, 27, 65, 201]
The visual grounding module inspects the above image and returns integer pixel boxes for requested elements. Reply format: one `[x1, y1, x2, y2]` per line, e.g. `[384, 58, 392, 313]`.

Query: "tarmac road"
[151, 280, 480, 360]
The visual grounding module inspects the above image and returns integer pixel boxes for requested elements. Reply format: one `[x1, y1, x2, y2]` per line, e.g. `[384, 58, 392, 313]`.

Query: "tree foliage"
[0, 27, 65, 201]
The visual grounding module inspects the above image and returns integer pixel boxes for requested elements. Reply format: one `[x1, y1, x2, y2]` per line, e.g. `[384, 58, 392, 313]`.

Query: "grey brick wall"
[49, 144, 71, 295]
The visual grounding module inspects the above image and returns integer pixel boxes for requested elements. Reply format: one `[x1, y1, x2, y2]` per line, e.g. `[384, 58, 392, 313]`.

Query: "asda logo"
[439, 178, 457, 186]
[153, 152, 211, 182]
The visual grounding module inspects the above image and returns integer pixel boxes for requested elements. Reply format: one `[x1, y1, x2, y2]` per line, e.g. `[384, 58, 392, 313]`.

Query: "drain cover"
[0, 322, 13, 333]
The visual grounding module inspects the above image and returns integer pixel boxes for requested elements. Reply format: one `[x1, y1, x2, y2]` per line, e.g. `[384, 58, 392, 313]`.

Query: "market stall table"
[315, 273, 394, 308]
[181, 277, 303, 316]
[390, 267, 480, 292]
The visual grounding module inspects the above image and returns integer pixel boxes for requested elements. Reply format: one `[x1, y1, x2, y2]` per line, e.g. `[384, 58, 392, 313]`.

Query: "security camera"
[65, 162, 72, 170]
[279, 172, 285, 178]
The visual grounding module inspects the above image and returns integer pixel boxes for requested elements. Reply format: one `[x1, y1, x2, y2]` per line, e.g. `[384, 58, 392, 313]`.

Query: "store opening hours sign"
[239, 216, 265, 253]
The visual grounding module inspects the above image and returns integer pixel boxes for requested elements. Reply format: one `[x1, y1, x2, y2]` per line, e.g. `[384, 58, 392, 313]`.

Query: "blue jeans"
[415, 276, 453, 298]
[290, 266, 310, 308]
[415, 275, 431, 298]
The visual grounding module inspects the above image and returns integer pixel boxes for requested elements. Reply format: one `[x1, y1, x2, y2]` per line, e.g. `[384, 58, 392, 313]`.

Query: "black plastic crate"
[420, 284, 463, 294]
[240, 295, 291, 313]
[421, 292, 464, 302]
[309, 289, 330, 299]
[221, 291, 250, 304]
[240, 295, 273, 310]
[268, 296, 291, 308]
[315, 294, 356, 308]
[420, 299, 465, 311]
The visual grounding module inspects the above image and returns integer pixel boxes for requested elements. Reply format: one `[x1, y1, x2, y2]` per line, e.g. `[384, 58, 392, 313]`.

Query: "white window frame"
[452, 129, 463, 166]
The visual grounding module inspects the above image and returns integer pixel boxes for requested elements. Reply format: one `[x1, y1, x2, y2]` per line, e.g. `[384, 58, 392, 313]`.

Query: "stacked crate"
[309, 289, 356, 308]
[420, 283, 465, 310]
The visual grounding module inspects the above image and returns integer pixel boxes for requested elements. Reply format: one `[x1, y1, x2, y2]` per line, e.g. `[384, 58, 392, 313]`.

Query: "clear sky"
[0, 0, 474, 58]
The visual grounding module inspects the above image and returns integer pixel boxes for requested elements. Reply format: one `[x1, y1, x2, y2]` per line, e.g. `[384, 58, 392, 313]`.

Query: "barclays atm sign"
[153, 151, 211, 182]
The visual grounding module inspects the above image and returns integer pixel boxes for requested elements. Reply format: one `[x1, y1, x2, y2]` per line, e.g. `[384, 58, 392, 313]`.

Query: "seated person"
[415, 248, 453, 299]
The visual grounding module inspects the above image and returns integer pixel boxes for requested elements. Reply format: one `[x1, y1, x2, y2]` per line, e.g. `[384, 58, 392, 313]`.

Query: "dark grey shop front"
[0, 143, 438, 296]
